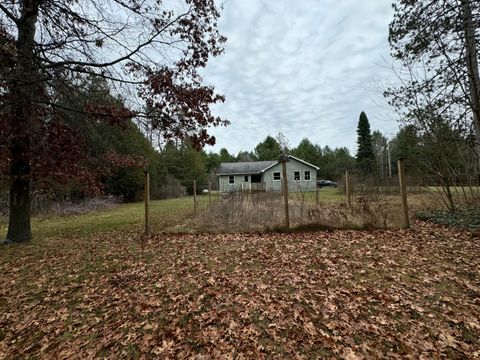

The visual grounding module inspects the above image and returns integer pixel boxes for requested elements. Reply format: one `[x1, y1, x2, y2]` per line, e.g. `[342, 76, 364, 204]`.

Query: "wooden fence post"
[280, 155, 290, 229]
[345, 170, 351, 208]
[397, 159, 410, 228]
[315, 183, 319, 205]
[144, 170, 150, 235]
[193, 179, 197, 216]
[387, 144, 392, 179]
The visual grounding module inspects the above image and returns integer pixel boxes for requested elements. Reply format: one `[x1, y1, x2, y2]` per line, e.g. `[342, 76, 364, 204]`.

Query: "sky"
[201, 0, 400, 156]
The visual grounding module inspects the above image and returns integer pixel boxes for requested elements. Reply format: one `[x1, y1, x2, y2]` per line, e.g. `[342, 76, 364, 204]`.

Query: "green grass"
[289, 187, 346, 203]
[0, 187, 471, 241]
[0, 195, 214, 241]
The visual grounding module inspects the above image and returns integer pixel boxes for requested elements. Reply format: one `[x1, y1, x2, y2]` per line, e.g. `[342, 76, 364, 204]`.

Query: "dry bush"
[195, 192, 285, 232]
[195, 191, 407, 232]
[156, 175, 187, 199]
[298, 195, 404, 230]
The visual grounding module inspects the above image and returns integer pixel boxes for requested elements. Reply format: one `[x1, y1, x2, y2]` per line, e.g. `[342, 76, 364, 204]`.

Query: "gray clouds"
[202, 0, 399, 155]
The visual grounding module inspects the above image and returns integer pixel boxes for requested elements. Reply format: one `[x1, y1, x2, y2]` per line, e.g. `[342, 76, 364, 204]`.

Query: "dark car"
[317, 179, 337, 188]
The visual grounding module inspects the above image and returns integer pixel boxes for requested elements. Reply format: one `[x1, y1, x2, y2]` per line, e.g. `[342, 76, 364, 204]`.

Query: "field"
[1, 197, 479, 358]
[0, 196, 209, 240]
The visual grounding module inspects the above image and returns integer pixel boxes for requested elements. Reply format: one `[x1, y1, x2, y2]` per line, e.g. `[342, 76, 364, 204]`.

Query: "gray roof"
[216, 155, 319, 175]
[217, 161, 277, 175]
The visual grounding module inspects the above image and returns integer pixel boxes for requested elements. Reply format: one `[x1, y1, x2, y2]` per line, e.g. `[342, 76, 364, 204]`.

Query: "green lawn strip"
[289, 188, 346, 204]
[0, 196, 214, 241]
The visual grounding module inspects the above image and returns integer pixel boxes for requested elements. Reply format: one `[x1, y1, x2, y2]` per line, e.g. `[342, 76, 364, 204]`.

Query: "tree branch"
[0, 4, 19, 24]
[40, 11, 190, 70]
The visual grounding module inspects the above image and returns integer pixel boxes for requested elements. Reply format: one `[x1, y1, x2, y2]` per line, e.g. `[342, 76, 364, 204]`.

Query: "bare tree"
[388, 0, 480, 154]
[0, 0, 228, 243]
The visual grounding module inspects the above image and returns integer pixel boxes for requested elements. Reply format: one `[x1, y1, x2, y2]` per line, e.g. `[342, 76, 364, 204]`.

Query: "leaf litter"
[0, 221, 479, 358]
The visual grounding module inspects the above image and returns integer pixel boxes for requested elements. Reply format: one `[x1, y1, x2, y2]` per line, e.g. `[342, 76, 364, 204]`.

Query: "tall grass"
[194, 191, 409, 232]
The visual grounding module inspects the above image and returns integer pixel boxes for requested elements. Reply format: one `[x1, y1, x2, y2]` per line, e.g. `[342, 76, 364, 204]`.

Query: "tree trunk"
[443, 178, 456, 212]
[5, 0, 39, 243]
[461, 0, 480, 162]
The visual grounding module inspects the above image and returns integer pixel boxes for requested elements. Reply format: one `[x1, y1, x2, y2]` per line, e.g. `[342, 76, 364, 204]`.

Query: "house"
[216, 155, 319, 193]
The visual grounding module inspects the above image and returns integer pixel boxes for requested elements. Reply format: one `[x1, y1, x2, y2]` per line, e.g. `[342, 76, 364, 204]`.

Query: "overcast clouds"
[201, 0, 399, 155]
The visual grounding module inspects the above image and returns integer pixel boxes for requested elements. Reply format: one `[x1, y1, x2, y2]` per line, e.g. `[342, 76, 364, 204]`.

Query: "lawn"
[0, 196, 211, 240]
[1, 201, 479, 358]
[290, 187, 346, 204]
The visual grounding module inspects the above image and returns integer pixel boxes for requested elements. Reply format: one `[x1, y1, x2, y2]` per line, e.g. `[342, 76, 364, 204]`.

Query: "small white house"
[217, 155, 319, 193]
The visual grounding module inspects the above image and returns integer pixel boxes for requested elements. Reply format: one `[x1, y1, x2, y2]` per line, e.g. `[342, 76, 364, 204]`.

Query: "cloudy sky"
[201, 0, 399, 155]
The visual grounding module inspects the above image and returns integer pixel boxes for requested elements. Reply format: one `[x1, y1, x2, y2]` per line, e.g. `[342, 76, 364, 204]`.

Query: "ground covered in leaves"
[1, 223, 479, 359]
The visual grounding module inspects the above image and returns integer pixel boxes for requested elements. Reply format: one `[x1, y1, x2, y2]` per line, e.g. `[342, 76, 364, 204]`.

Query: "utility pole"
[345, 170, 351, 208]
[380, 147, 385, 179]
[387, 143, 392, 179]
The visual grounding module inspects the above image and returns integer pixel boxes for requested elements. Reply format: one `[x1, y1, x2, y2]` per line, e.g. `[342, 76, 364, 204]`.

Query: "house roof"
[217, 155, 319, 176]
[287, 155, 320, 170]
[217, 161, 277, 175]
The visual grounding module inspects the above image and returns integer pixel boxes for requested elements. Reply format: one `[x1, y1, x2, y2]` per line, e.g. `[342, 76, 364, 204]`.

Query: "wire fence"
[143, 159, 480, 234]
[193, 176, 404, 231]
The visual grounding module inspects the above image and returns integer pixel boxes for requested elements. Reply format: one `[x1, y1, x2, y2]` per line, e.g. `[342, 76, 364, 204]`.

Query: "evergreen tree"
[254, 136, 282, 161]
[218, 148, 235, 163]
[319, 146, 355, 180]
[160, 141, 207, 194]
[236, 151, 256, 162]
[204, 152, 222, 173]
[387, 0, 480, 159]
[291, 138, 322, 167]
[356, 111, 375, 174]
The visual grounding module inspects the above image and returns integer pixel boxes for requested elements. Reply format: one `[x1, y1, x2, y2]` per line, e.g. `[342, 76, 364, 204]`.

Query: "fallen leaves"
[0, 222, 479, 358]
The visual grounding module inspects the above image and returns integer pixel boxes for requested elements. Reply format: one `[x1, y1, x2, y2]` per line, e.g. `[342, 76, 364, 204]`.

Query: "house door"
[251, 174, 261, 183]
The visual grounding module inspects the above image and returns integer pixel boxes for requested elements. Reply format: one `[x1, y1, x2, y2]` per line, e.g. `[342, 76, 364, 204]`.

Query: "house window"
[244, 175, 249, 182]
[305, 171, 311, 181]
[294, 171, 300, 181]
[229, 175, 234, 184]
[273, 172, 281, 181]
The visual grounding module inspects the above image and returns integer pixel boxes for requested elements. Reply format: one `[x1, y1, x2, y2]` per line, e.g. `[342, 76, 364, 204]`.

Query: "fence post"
[315, 183, 319, 205]
[387, 143, 392, 179]
[193, 179, 197, 216]
[208, 180, 212, 206]
[144, 170, 150, 235]
[397, 159, 410, 228]
[280, 155, 290, 229]
[345, 170, 351, 208]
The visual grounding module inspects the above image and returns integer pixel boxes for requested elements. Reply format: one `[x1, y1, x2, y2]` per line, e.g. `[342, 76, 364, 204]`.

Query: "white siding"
[263, 160, 317, 192]
[218, 158, 317, 193]
[218, 174, 249, 193]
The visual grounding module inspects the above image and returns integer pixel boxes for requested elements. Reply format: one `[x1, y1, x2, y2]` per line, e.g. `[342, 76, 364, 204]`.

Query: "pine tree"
[254, 136, 282, 161]
[356, 111, 375, 174]
[387, 0, 480, 160]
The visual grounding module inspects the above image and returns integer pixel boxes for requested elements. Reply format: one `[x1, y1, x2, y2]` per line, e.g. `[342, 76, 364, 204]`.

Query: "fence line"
[144, 164, 480, 233]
